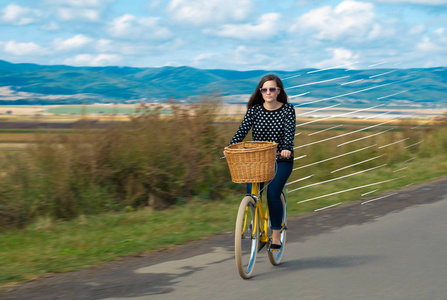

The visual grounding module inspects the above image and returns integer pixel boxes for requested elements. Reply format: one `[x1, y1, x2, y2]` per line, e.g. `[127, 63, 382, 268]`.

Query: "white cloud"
[190, 52, 221, 68]
[53, 34, 93, 51]
[1, 4, 42, 25]
[148, 0, 164, 10]
[168, 0, 252, 26]
[189, 45, 273, 69]
[43, 0, 113, 8]
[64, 54, 122, 66]
[416, 29, 447, 53]
[108, 14, 171, 40]
[92, 38, 184, 58]
[193, 52, 218, 63]
[56, 7, 101, 21]
[435, 28, 446, 35]
[372, 0, 447, 5]
[233, 46, 270, 65]
[293, 0, 379, 42]
[42, 0, 114, 22]
[4, 40, 46, 56]
[409, 24, 426, 35]
[314, 48, 360, 69]
[416, 37, 440, 52]
[41, 21, 60, 31]
[214, 13, 281, 40]
[95, 39, 114, 52]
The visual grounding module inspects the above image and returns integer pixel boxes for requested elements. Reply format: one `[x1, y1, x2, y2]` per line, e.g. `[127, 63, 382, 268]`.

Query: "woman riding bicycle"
[226, 74, 296, 250]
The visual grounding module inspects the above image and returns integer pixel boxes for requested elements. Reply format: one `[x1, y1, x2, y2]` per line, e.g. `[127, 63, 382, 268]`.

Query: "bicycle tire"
[235, 196, 259, 279]
[268, 193, 287, 266]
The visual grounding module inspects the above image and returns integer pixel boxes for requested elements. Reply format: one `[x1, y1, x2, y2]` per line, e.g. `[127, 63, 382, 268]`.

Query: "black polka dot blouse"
[229, 103, 296, 154]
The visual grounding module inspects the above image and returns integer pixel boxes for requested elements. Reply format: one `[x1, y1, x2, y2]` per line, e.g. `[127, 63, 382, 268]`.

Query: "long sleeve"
[283, 104, 296, 152]
[228, 106, 256, 145]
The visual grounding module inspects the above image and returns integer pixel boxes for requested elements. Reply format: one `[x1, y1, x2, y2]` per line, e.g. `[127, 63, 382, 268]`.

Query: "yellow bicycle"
[224, 141, 286, 279]
[234, 182, 287, 279]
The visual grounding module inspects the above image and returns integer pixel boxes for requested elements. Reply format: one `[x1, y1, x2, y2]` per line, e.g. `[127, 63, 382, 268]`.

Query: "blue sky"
[0, 0, 446, 70]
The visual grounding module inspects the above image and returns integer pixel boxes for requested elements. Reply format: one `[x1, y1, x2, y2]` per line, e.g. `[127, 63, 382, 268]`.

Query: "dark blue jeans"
[246, 161, 293, 230]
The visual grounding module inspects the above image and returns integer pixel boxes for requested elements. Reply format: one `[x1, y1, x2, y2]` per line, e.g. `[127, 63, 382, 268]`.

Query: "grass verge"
[1, 154, 447, 288]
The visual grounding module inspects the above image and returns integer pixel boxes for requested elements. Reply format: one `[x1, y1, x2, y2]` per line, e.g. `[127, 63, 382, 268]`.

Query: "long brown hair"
[247, 74, 288, 108]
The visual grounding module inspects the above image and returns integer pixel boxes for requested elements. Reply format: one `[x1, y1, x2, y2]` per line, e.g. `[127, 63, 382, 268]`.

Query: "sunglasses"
[260, 87, 280, 94]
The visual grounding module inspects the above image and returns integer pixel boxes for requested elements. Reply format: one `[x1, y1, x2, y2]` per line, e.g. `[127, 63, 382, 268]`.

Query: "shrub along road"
[2, 176, 447, 299]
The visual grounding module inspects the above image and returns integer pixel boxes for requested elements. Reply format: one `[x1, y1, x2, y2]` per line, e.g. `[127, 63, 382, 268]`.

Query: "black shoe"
[269, 242, 282, 250]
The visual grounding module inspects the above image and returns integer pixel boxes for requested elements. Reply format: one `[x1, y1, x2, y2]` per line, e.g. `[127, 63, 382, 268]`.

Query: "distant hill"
[0, 60, 446, 108]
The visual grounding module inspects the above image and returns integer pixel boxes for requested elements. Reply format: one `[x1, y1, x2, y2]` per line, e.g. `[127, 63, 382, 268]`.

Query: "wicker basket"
[224, 141, 277, 183]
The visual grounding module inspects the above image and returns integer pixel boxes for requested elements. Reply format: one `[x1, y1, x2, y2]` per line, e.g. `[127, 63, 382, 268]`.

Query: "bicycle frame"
[248, 183, 270, 244]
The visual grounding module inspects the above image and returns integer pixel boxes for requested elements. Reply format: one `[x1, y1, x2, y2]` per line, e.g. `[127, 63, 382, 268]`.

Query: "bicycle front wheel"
[268, 193, 287, 266]
[234, 196, 259, 279]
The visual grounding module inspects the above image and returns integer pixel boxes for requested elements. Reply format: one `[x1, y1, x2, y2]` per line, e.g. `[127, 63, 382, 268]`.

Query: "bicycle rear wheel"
[234, 196, 259, 279]
[268, 193, 287, 266]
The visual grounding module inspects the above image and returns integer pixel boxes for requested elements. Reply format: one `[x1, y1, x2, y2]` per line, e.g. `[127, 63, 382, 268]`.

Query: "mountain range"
[0, 60, 446, 108]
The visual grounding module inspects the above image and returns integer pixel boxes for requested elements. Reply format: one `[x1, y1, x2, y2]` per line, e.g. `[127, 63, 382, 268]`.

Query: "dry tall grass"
[0, 99, 234, 228]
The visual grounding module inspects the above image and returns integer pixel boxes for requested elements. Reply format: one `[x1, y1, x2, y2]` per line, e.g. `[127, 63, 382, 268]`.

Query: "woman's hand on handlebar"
[279, 150, 291, 159]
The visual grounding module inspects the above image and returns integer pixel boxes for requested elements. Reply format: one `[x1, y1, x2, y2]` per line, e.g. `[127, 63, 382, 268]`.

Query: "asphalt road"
[2, 177, 447, 300]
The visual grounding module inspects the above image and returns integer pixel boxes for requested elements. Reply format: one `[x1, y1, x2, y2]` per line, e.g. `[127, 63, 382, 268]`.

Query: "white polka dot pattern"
[229, 103, 296, 153]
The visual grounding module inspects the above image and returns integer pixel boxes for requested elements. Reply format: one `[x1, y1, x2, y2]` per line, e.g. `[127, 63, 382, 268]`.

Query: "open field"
[0, 104, 442, 151]
[1, 104, 446, 118]
[0, 105, 58, 116]
[0, 104, 168, 117]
